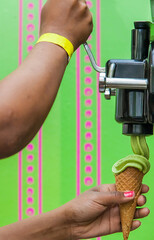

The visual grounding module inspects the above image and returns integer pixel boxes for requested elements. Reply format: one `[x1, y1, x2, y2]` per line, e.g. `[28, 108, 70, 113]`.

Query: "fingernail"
[124, 191, 135, 198]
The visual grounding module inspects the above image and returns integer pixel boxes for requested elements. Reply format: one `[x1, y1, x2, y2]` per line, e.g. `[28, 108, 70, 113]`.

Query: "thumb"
[97, 191, 135, 206]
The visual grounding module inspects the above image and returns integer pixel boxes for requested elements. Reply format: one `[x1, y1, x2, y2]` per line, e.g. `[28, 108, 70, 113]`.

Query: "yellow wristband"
[37, 33, 74, 61]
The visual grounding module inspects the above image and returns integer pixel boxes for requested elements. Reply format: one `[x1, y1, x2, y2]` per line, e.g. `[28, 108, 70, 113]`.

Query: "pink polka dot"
[84, 177, 93, 186]
[27, 197, 33, 204]
[86, 1, 93, 8]
[27, 34, 35, 42]
[27, 45, 33, 52]
[85, 77, 92, 84]
[27, 188, 34, 195]
[27, 14, 34, 20]
[85, 66, 92, 74]
[85, 99, 92, 107]
[27, 144, 34, 151]
[85, 55, 90, 62]
[27, 24, 35, 32]
[85, 166, 92, 174]
[27, 166, 34, 173]
[88, 35, 92, 41]
[28, 3, 34, 9]
[84, 143, 93, 152]
[85, 110, 92, 117]
[85, 132, 92, 140]
[85, 155, 92, 162]
[85, 121, 92, 129]
[26, 208, 34, 216]
[27, 177, 34, 185]
[84, 88, 93, 96]
[27, 155, 34, 162]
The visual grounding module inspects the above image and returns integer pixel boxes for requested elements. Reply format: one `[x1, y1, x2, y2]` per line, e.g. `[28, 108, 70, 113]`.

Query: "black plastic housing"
[149, 42, 154, 123]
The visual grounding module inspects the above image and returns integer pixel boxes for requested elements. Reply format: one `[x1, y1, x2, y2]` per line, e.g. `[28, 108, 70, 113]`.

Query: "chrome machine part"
[83, 42, 105, 73]
[100, 77, 148, 90]
[104, 63, 116, 100]
[83, 42, 148, 100]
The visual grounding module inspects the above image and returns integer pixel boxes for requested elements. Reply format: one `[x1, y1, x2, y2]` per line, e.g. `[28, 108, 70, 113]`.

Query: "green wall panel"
[0, 0, 153, 240]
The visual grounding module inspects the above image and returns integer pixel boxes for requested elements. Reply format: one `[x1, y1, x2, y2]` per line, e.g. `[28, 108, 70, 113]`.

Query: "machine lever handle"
[83, 42, 105, 73]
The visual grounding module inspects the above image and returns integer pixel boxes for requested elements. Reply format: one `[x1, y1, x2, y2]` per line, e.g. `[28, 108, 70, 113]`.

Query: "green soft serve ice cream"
[112, 136, 150, 175]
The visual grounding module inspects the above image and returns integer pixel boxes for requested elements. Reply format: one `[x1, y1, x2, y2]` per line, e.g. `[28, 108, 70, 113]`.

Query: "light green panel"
[0, 1, 19, 226]
[0, 1, 153, 240]
[0, 1, 19, 79]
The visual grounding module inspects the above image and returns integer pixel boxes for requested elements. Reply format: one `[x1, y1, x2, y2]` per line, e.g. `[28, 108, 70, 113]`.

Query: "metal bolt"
[104, 88, 111, 100]
[111, 88, 116, 96]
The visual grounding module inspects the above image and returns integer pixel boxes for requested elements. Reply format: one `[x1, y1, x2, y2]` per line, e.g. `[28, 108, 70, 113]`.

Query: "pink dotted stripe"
[76, 48, 81, 196]
[25, 2, 36, 217]
[26, 142, 34, 217]
[84, 0, 93, 188]
[76, 1, 97, 203]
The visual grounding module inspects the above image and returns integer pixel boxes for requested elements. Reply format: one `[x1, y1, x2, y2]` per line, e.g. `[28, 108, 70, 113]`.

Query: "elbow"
[0, 131, 28, 159]
[0, 121, 35, 159]
[0, 107, 40, 159]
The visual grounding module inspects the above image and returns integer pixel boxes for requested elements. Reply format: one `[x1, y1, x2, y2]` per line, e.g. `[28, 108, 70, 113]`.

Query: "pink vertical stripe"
[38, 0, 42, 30]
[97, 0, 101, 239]
[97, 0, 101, 186]
[18, 152, 22, 220]
[38, 128, 42, 214]
[18, 0, 23, 221]
[76, 49, 81, 196]
[38, 1, 43, 214]
[19, 0, 23, 65]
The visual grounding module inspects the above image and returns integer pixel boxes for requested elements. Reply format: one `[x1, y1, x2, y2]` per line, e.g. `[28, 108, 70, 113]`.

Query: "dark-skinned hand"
[64, 184, 149, 239]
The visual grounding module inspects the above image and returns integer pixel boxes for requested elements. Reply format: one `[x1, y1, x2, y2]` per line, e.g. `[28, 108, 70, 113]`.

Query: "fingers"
[90, 184, 149, 207]
[134, 207, 150, 219]
[131, 220, 141, 231]
[137, 195, 146, 206]
[91, 184, 149, 194]
[97, 191, 135, 206]
[141, 184, 149, 194]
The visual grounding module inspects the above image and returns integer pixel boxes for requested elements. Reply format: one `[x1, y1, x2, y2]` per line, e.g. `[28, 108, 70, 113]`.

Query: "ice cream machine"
[84, 20, 154, 136]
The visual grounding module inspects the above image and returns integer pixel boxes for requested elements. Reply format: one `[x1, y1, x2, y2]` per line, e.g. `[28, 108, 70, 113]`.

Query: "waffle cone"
[115, 167, 144, 240]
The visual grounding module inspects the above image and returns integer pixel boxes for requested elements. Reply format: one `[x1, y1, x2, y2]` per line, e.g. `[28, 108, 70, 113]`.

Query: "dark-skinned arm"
[0, 0, 93, 158]
[0, 184, 149, 239]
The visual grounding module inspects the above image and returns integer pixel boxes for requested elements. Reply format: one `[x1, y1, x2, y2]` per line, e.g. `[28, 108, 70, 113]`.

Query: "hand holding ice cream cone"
[66, 183, 149, 239]
[112, 136, 150, 240]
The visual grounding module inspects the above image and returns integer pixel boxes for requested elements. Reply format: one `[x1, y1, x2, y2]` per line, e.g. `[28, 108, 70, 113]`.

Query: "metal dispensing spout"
[84, 20, 154, 136]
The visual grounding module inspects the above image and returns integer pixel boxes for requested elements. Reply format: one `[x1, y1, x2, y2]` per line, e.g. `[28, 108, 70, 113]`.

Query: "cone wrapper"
[115, 167, 144, 240]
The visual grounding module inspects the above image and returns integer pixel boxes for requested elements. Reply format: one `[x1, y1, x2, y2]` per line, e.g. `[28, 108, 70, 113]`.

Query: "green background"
[0, 0, 153, 239]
